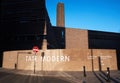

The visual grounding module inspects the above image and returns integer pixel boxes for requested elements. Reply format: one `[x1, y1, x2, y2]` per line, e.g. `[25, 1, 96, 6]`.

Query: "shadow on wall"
[88, 30, 120, 49]
[47, 26, 66, 49]
[0, 22, 46, 67]
[0, 51, 3, 67]
[88, 30, 120, 70]
[0, 26, 66, 67]
[116, 49, 120, 70]
[0, 0, 60, 68]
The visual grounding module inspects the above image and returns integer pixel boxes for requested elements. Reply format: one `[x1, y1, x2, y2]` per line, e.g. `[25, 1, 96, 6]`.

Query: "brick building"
[1, 0, 120, 71]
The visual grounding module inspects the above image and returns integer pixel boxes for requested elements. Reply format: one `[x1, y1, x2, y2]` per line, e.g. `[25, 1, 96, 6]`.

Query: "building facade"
[1, 0, 120, 71]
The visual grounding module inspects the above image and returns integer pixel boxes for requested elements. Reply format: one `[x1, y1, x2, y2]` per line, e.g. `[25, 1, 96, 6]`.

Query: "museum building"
[1, 0, 120, 71]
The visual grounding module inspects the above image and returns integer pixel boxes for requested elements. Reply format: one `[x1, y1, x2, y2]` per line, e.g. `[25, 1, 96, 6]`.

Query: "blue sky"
[46, 0, 120, 33]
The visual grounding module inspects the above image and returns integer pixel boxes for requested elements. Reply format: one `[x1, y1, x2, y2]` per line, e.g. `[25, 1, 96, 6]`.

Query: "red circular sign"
[33, 46, 39, 53]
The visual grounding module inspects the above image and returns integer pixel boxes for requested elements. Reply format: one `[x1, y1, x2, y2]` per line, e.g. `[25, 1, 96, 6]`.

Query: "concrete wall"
[3, 49, 117, 71]
[65, 28, 88, 49]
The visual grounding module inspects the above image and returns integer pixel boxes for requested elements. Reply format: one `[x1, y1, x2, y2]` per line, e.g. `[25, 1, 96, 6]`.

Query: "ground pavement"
[0, 68, 120, 83]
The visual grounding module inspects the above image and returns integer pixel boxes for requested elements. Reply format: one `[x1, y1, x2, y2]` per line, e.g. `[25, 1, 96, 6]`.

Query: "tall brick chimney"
[56, 2, 65, 27]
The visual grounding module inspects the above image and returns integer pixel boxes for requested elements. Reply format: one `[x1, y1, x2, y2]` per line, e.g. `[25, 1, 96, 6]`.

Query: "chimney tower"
[56, 2, 65, 27]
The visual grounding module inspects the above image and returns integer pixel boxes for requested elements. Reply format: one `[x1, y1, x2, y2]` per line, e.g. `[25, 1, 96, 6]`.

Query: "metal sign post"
[32, 46, 39, 74]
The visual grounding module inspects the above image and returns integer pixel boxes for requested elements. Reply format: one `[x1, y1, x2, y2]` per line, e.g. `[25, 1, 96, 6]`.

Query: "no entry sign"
[33, 46, 39, 53]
